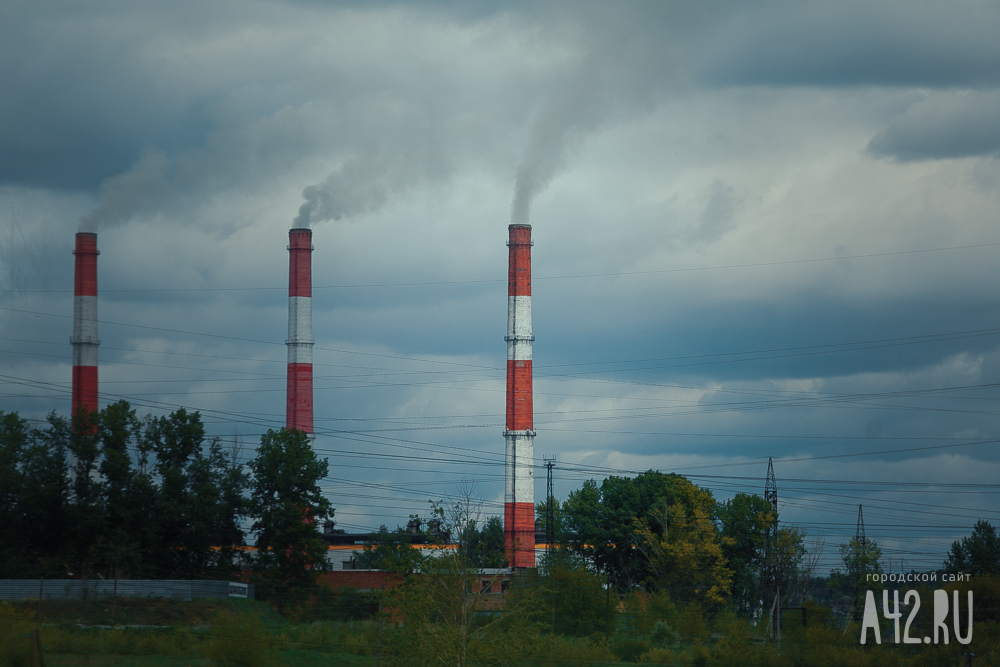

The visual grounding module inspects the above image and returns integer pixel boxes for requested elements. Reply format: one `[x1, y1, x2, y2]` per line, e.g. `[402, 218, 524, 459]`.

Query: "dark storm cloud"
[698, 1, 1000, 88]
[5, 0, 1000, 547]
[866, 92, 1000, 160]
[0, 1, 223, 191]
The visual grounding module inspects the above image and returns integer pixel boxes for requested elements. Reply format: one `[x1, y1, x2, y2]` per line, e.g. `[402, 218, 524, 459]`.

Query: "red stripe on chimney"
[286, 363, 314, 433]
[72, 365, 98, 416]
[505, 360, 533, 430]
[504, 502, 535, 568]
[507, 225, 531, 296]
[289, 228, 312, 297]
[74, 233, 98, 296]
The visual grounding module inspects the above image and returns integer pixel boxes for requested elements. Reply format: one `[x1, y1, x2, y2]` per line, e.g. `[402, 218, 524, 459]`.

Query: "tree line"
[364, 468, 998, 628]
[0, 402, 331, 586]
[362, 472, 815, 614]
[371, 473, 999, 667]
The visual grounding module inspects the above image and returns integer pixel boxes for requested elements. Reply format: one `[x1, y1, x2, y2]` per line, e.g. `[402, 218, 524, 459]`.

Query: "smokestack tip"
[289, 227, 313, 251]
[509, 223, 531, 230]
[74, 232, 99, 254]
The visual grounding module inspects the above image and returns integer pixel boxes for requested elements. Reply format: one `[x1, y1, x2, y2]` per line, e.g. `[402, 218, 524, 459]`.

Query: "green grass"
[8, 597, 283, 629]
[45, 656, 212, 666]
[44, 651, 372, 667]
[2, 599, 376, 667]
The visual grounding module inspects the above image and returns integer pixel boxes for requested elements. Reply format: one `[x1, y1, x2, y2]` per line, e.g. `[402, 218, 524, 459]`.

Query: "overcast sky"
[3, 0, 1000, 573]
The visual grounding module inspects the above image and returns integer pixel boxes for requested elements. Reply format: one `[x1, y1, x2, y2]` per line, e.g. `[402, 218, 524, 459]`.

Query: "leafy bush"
[0, 604, 33, 667]
[303, 586, 377, 621]
[650, 620, 681, 648]
[610, 635, 653, 662]
[527, 634, 617, 666]
[669, 604, 710, 643]
[540, 560, 610, 636]
[638, 645, 677, 664]
[208, 611, 270, 667]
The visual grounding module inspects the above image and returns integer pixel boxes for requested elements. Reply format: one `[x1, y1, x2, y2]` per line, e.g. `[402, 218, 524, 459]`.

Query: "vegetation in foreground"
[2, 589, 998, 667]
[4, 404, 1000, 666]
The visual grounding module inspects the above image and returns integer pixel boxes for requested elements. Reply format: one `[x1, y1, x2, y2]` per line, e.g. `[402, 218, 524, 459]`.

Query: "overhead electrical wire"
[7, 238, 1000, 294]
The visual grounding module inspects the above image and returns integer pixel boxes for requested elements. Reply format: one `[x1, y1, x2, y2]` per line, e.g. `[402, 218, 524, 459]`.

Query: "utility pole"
[605, 567, 611, 644]
[375, 582, 384, 667]
[111, 551, 119, 628]
[543, 456, 556, 634]
[776, 584, 781, 650]
[543, 457, 556, 551]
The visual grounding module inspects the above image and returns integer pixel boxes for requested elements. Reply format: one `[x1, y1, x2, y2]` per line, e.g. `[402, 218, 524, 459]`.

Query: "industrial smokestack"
[504, 223, 535, 568]
[71, 232, 99, 420]
[286, 228, 314, 435]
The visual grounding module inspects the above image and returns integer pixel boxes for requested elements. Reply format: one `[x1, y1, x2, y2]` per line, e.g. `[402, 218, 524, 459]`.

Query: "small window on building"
[501, 580, 510, 593]
[481, 580, 493, 594]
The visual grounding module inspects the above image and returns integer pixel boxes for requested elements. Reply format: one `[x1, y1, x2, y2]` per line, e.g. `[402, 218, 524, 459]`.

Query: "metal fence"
[0, 579, 254, 601]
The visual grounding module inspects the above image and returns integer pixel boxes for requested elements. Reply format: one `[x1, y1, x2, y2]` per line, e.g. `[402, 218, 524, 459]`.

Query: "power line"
[7, 239, 1000, 294]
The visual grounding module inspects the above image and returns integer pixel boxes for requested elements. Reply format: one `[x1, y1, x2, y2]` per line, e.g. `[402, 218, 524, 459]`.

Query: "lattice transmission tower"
[762, 457, 779, 624]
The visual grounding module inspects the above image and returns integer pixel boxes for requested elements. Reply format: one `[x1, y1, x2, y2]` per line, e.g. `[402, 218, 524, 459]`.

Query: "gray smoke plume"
[293, 150, 440, 228]
[510, 122, 572, 227]
[509, 58, 615, 227]
[79, 152, 174, 232]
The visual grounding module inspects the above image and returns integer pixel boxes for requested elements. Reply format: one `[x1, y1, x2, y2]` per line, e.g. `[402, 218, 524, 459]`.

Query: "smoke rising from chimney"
[293, 151, 440, 228]
[509, 63, 611, 227]
[79, 152, 174, 232]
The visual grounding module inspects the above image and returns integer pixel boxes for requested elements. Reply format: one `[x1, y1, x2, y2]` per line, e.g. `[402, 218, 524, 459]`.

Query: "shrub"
[527, 634, 617, 666]
[610, 635, 653, 662]
[208, 611, 269, 667]
[651, 620, 679, 647]
[20, 625, 205, 658]
[670, 604, 710, 643]
[638, 646, 676, 664]
[283, 620, 377, 656]
[0, 604, 34, 667]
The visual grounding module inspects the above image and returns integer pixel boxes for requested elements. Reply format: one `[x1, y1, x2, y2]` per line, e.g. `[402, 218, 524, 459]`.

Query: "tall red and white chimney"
[286, 228, 314, 435]
[71, 232, 99, 419]
[505, 223, 535, 567]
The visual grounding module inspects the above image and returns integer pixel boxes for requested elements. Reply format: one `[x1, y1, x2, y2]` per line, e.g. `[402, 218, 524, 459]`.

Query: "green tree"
[382, 496, 538, 667]
[465, 515, 507, 569]
[19, 414, 71, 576]
[832, 537, 882, 620]
[0, 403, 249, 580]
[248, 428, 333, 587]
[537, 551, 609, 636]
[562, 470, 718, 592]
[95, 402, 157, 578]
[944, 520, 1000, 576]
[0, 412, 70, 577]
[67, 407, 103, 578]
[355, 524, 426, 574]
[769, 525, 808, 606]
[535, 496, 568, 544]
[128, 406, 249, 579]
[634, 481, 732, 607]
[717, 493, 774, 615]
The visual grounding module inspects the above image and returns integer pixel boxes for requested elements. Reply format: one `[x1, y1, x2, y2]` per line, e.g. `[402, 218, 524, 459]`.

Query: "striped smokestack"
[71, 232, 99, 421]
[286, 228, 314, 435]
[504, 223, 535, 567]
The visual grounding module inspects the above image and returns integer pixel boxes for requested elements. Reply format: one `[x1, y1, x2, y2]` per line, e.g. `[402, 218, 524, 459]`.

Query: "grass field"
[4, 595, 997, 666]
[0, 597, 376, 667]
